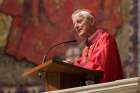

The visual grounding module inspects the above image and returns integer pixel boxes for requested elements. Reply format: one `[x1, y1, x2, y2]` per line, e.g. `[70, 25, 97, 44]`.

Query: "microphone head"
[66, 39, 77, 43]
[72, 39, 77, 42]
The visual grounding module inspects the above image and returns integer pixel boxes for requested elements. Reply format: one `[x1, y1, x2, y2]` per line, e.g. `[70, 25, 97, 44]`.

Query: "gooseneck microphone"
[38, 40, 77, 78]
[42, 40, 77, 63]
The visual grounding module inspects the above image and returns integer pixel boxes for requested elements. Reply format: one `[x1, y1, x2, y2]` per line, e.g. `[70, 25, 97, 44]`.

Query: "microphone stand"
[42, 40, 77, 63]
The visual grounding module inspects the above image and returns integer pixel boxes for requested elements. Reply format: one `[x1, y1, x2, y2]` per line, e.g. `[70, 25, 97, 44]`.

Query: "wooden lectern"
[22, 59, 99, 91]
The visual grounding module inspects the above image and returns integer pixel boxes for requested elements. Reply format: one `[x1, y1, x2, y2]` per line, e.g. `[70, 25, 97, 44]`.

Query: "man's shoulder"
[97, 29, 116, 44]
[97, 29, 113, 39]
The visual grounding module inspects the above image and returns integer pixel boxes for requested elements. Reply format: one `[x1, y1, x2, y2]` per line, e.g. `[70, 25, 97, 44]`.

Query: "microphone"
[42, 40, 77, 63]
[38, 40, 77, 78]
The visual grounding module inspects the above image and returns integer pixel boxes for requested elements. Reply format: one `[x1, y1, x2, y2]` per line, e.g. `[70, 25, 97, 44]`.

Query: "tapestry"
[0, 0, 123, 64]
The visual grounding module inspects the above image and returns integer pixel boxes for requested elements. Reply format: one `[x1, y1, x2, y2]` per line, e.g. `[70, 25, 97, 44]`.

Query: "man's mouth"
[77, 28, 82, 33]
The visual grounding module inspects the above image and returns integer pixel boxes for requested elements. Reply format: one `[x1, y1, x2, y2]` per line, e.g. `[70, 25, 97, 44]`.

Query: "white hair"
[72, 10, 94, 19]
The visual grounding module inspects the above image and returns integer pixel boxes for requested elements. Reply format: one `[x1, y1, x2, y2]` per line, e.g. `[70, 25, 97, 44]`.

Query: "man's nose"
[74, 24, 79, 30]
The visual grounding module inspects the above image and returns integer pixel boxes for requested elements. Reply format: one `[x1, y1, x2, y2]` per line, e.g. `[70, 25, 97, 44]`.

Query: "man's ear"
[90, 17, 95, 25]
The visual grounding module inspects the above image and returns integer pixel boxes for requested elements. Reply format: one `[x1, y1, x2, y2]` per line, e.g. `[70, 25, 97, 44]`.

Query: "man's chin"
[78, 33, 86, 38]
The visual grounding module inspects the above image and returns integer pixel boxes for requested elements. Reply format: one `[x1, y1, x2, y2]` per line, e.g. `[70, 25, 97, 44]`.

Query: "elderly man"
[71, 9, 123, 83]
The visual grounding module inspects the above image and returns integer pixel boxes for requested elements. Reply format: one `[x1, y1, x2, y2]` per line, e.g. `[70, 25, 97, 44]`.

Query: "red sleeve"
[89, 34, 115, 71]
[75, 33, 122, 73]
[90, 34, 123, 81]
[74, 33, 123, 83]
[89, 35, 109, 72]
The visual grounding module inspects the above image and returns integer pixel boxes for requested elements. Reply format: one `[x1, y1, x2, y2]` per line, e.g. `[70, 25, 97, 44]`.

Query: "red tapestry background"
[0, 0, 122, 64]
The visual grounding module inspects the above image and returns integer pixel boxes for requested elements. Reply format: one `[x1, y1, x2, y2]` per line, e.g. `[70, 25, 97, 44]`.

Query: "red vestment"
[74, 29, 123, 83]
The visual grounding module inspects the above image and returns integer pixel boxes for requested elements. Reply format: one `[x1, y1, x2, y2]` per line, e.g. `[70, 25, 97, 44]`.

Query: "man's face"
[72, 15, 93, 38]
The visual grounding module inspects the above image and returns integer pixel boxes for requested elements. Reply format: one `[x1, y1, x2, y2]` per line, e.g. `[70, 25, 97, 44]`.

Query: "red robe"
[74, 29, 123, 83]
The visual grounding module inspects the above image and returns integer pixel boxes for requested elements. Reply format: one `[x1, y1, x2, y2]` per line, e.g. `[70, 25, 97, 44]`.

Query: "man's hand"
[63, 58, 74, 64]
